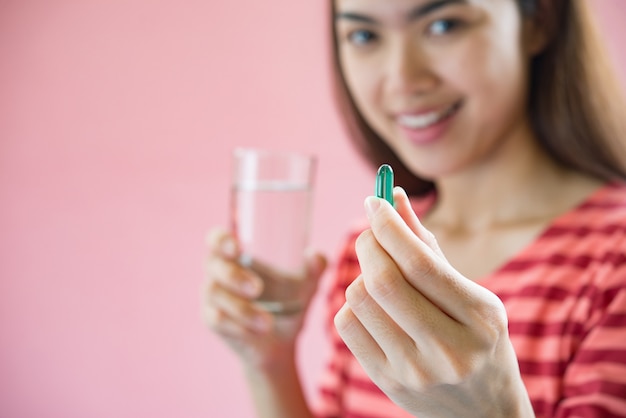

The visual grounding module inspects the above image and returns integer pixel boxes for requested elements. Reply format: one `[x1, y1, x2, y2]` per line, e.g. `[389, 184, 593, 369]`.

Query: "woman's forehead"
[335, 0, 488, 14]
[335, 0, 489, 28]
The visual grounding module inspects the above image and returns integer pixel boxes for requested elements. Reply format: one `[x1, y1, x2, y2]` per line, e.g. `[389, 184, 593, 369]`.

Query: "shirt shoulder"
[554, 182, 626, 269]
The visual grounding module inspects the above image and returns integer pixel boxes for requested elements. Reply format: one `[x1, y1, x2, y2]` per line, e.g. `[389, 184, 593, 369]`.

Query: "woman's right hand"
[202, 228, 326, 371]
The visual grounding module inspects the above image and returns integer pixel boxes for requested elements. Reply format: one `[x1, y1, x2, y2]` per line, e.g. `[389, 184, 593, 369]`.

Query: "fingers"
[205, 254, 263, 299]
[204, 279, 272, 334]
[204, 227, 269, 335]
[205, 227, 328, 328]
[334, 299, 386, 368]
[203, 303, 251, 338]
[355, 229, 459, 344]
[363, 195, 500, 326]
[346, 275, 423, 356]
[335, 277, 456, 389]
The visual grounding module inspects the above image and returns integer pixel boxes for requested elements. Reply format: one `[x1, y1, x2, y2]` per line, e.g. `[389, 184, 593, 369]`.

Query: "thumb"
[305, 250, 328, 282]
[299, 250, 327, 311]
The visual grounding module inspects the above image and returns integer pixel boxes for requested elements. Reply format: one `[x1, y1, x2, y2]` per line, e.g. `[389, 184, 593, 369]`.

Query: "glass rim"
[232, 147, 317, 163]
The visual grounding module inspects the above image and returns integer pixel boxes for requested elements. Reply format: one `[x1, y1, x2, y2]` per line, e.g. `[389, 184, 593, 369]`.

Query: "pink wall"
[0, 1, 624, 417]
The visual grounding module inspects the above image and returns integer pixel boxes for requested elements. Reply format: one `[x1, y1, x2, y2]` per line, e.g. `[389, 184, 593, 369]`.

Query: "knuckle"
[485, 296, 509, 334]
[203, 279, 220, 304]
[230, 298, 252, 321]
[206, 256, 243, 288]
[426, 231, 440, 250]
[470, 292, 509, 344]
[333, 306, 352, 335]
[206, 277, 220, 294]
[377, 376, 400, 396]
[444, 355, 476, 385]
[220, 261, 238, 282]
[203, 305, 224, 329]
[215, 287, 248, 320]
[206, 228, 226, 250]
[345, 277, 368, 308]
[404, 361, 429, 389]
[376, 370, 410, 398]
[204, 256, 223, 278]
[406, 250, 438, 279]
[374, 209, 395, 232]
[206, 227, 234, 256]
[355, 229, 375, 256]
[363, 270, 399, 301]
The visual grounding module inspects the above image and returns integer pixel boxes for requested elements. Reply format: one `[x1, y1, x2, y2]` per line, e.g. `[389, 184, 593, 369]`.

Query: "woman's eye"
[428, 19, 461, 36]
[348, 29, 378, 45]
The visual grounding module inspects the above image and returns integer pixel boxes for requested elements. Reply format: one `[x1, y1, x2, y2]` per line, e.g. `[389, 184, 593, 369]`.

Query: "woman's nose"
[385, 38, 438, 95]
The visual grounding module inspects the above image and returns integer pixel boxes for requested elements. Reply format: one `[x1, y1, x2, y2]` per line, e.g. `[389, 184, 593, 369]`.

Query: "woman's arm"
[203, 229, 326, 418]
[244, 345, 315, 418]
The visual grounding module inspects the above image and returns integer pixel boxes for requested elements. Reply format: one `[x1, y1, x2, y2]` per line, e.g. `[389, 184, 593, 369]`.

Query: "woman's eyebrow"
[408, 0, 467, 20]
[335, 0, 467, 24]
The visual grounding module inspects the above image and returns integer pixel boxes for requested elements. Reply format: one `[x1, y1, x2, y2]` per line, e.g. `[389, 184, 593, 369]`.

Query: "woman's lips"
[395, 101, 462, 145]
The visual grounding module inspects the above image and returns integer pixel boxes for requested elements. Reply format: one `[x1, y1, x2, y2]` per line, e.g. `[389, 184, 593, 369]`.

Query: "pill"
[375, 164, 395, 208]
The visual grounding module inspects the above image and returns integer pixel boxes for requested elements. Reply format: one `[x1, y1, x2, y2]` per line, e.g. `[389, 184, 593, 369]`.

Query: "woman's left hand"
[334, 187, 534, 418]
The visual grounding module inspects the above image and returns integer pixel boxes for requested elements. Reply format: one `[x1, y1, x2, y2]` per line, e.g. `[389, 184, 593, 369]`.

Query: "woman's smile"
[394, 100, 463, 145]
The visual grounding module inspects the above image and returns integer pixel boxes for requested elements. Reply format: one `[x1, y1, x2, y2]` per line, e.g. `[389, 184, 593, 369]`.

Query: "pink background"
[0, 1, 624, 417]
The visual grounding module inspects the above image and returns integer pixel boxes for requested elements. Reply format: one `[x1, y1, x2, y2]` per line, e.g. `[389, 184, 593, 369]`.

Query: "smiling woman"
[332, 0, 626, 196]
[202, 0, 626, 417]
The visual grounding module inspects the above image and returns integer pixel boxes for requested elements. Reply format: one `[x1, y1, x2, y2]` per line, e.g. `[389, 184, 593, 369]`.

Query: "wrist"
[503, 376, 535, 418]
[243, 346, 313, 418]
[489, 343, 535, 418]
[243, 342, 297, 378]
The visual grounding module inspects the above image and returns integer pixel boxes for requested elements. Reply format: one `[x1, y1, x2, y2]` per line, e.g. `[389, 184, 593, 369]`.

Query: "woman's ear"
[523, 16, 550, 57]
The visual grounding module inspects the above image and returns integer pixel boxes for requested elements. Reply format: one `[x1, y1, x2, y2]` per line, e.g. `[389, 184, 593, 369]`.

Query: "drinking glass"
[230, 148, 316, 315]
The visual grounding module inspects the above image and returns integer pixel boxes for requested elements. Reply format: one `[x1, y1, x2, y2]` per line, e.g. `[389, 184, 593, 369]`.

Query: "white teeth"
[397, 104, 457, 129]
[398, 112, 439, 129]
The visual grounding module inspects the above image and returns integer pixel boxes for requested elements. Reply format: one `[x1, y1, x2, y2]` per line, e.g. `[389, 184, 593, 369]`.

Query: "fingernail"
[365, 196, 381, 219]
[221, 237, 237, 258]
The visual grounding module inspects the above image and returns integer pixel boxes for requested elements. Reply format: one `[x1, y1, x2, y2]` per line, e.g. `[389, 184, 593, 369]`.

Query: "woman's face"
[335, 0, 537, 180]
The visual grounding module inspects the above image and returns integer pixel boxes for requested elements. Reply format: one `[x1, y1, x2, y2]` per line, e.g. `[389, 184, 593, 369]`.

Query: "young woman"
[204, 0, 626, 416]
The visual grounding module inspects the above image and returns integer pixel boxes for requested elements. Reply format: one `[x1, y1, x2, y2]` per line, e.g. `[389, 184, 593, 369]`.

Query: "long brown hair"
[330, 0, 626, 196]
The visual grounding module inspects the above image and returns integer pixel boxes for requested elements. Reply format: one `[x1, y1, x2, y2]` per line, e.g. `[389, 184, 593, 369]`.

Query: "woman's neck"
[428, 124, 602, 233]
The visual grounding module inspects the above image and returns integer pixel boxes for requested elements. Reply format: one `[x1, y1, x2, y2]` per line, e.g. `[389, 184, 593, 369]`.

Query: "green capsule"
[375, 164, 395, 208]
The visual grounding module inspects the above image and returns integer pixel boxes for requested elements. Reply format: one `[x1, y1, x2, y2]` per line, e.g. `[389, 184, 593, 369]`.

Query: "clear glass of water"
[230, 148, 316, 315]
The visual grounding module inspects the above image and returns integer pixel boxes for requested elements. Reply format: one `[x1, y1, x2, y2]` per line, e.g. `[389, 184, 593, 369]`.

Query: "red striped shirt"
[315, 183, 626, 418]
